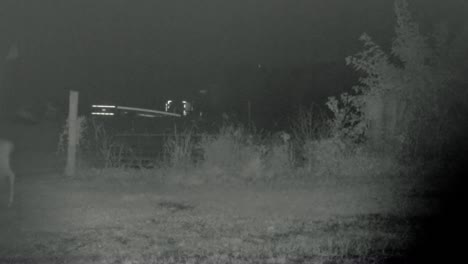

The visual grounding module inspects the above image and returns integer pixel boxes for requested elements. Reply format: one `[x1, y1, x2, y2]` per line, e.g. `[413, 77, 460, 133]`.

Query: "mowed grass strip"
[0, 176, 416, 263]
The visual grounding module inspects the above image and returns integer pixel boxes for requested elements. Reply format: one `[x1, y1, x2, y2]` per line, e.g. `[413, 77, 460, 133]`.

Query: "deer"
[0, 139, 15, 207]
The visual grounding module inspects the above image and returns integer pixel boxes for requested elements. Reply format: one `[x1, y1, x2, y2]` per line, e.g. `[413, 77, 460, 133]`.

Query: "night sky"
[0, 0, 466, 124]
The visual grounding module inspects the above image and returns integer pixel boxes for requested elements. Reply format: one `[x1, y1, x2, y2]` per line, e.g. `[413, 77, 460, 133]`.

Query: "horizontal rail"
[116, 106, 181, 117]
[115, 133, 203, 137]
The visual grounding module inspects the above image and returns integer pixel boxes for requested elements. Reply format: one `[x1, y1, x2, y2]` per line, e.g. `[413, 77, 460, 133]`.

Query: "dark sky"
[0, 0, 466, 114]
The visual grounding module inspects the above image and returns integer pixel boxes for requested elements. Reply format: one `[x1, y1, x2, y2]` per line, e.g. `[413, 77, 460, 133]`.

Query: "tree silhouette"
[328, 0, 468, 159]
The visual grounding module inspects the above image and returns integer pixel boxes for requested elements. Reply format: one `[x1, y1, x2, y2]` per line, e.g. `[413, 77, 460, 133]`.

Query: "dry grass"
[6, 112, 432, 263]
[0, 174, 417, 263]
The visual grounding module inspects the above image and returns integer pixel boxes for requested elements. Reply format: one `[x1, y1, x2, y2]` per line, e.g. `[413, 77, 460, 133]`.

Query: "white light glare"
[165, 100, 173, 112]
[92, 105, 116, 108]
[91, 112, 114, 116]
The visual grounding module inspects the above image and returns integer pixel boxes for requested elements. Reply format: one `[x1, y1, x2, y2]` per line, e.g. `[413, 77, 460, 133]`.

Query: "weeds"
[302, 136, 348, 177]
[198, 125, 253, 180]
[290, 104, 331, 142]
[163, 126, 197, 169]
[39, 1, 450, 261]
[58, 116, 134, 169]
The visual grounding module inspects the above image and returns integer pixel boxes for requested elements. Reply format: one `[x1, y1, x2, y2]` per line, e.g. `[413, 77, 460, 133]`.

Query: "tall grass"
[198, 125, 266, 183]
[262, 131, 295, 180]
[58, 117, 133, 170]
[163, 126, 197, 169]
[290, 104, 331, 142]
[158, 111, 405, 187]
[71, 107, 406, 189]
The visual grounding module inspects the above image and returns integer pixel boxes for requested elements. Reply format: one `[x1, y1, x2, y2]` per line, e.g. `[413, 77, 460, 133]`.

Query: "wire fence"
[3, 119, 206, 175]
[77, 132, 205, 169]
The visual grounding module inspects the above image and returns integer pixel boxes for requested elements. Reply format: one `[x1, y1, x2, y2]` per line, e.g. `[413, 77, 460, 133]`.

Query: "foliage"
[263, 131, 295, 179]
[302, 136, 348, 177]
[327, 0, 468, 159]
[163, 126, 197, 169]
[326, 93, 366, 144]
[85, 118, 134, 168]
[58, 117, 132, 169]
[198, 125, 267, 183]
[290, 104, 331, 142]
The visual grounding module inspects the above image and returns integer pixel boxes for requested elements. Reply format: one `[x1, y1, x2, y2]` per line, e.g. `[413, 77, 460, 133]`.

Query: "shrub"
[198, 125, 267, 183]
[58, 116, 133, 169]
[300, 135, 403, 186]
[290, 104, 331, 142]
[327, 0, 468, 161]
[302, 136, 348, 177]
[163, 127, 197, 169]
[263, 131, 295, 180]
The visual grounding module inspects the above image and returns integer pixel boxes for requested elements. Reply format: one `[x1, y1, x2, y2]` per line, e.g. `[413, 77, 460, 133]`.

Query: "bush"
[300, 135, 402, 185]
[328, 0, 468, 161]
[263, 131, 295, 180]
[163, 127, 197, 169]
[302, 136, 347, 177]
[58, 116, 133, 169]
[290, 104, 331, 142]
[198, 125, 267, 183]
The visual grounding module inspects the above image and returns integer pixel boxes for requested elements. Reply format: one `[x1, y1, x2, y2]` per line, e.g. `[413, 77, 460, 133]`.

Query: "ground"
[0, 171, 429, 264]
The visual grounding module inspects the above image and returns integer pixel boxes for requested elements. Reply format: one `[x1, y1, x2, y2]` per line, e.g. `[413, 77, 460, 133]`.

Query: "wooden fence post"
[65, 90, 79, 177]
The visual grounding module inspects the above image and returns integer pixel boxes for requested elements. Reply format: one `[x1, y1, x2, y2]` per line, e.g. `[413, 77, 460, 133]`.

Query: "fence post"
[65, 90, 79, 177]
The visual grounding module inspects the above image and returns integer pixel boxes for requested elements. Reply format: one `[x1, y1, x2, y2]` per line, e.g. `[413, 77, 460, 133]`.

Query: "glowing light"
[92, 105, 116, 108]
[165, 100, 173, 112]
[91, 112, 114, 116]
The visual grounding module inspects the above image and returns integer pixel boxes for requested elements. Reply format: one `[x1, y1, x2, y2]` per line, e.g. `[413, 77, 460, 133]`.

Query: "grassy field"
[0, 121, 448, 263]
[0, 166, 432, 264]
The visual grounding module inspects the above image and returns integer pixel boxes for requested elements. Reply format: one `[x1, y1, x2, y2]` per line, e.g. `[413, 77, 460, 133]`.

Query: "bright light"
[92, 105, 116, 108]
[91, 112, 114, 116]
[182, 101, 192, 115]
[165, 100, 173, 112]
